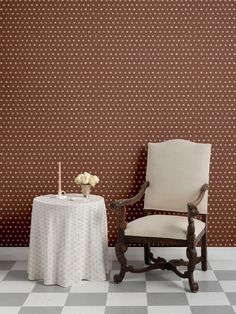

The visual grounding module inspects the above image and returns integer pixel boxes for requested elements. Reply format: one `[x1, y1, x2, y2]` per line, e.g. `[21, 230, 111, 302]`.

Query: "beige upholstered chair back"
[144, 140, 211, 214]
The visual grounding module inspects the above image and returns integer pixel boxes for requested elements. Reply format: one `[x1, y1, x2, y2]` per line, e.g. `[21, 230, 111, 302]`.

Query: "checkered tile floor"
[0, 259, 235, 314]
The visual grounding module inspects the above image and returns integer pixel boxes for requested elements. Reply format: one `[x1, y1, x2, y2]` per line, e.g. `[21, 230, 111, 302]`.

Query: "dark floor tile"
[226, 292, 236, 305]
[65, 293, 107, 306]
[0, 261, 15, 270]
[20, 307, 63, 314]
[147, 292, 188, 305]
[0, 293, 28, 306]
[191, 306, 235, 314]
[214, 271, 236, 281]
[183, 281, 223, 292]
[105, 306, 148, 314]
[3, 270, 29, 281]
[32, 282, 70, 293]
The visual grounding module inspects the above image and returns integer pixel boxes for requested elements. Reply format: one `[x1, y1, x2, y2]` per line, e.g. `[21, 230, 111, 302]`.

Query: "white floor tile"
[0, 281, 35, 293]
[0, 307, 21, 314]
[210, 260, 236, 270]
[110, 270, 146, 281]
[186, 292, 230, 306]
[220, 281, 236, 292]
[70, 281, 109, 293]
[23, 293, 68, 307]
[11, 261, 28, 271]
[147, 281, 184, 292]
[62, 306, 105, 314]
[0, 271, 8, 282]
[106, 293, 147, 306]
[148, 306, 191, 314]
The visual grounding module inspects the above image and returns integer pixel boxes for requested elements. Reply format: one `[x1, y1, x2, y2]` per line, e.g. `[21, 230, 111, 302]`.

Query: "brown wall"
[1, 0, 235, 247]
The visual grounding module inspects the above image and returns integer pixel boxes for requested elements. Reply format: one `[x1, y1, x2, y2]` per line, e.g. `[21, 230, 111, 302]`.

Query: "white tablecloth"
[27, 194, 108, 287]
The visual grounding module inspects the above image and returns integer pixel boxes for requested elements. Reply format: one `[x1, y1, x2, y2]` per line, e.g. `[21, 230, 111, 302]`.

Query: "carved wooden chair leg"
[114, 242, 128, 284]
[186, 246, 199, 293]
[144, 243, 151, 265]
[201, 233, 207, 271]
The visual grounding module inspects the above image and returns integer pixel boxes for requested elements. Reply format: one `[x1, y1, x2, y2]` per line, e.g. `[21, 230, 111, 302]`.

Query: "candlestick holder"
[56, 191, 67, 199]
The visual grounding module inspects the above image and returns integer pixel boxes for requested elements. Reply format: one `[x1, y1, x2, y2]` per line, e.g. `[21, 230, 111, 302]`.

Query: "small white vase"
[81, 184, 91, 198]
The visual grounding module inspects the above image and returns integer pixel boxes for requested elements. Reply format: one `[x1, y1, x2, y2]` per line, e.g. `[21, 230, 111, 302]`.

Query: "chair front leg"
[144, 244, 150, 265]
[187, 185, 208, 274]
[186, 204, 199, 292]
[201, 214, 208, 271]
[114, 240, 128, 283]
[201, 232, 207, 271]
[144, 210, 151, 265]
[186, 243, 198, 292]
[113, 207, 128, 284]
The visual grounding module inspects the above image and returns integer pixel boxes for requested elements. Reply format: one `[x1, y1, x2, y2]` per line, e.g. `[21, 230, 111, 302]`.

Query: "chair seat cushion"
[125, 214, 205, 240]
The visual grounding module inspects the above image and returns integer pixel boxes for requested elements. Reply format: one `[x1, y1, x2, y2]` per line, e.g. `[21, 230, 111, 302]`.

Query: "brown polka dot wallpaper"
[1, 0, 235, 247]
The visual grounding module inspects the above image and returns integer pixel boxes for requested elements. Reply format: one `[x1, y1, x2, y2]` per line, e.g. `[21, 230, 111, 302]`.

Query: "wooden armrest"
[110, 181, 149, 211]
[188, 184, 208, 218]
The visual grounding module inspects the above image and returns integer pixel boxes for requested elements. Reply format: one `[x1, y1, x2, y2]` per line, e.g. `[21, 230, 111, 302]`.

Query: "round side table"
[27, 194, 108, 287]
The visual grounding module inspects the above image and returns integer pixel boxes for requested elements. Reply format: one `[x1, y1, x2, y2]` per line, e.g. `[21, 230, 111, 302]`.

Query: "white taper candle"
[58, 162, 61, 194]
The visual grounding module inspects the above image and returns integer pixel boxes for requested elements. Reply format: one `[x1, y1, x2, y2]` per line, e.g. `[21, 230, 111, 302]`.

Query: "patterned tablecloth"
[27, 194, 108, 287]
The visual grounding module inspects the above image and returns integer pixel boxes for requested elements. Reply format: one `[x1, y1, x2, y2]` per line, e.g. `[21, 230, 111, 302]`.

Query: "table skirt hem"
[28, 274, 108, 287]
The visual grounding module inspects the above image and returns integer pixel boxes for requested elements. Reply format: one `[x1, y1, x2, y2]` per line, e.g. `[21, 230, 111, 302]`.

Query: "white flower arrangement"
[75, 172, 99, 187]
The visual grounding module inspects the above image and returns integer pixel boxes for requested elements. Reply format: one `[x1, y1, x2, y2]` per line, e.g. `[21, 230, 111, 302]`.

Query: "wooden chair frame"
[110, 181, 208, 293]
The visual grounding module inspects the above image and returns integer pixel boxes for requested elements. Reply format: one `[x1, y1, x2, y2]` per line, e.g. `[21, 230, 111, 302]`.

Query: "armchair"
[110, 139, 211, 292]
